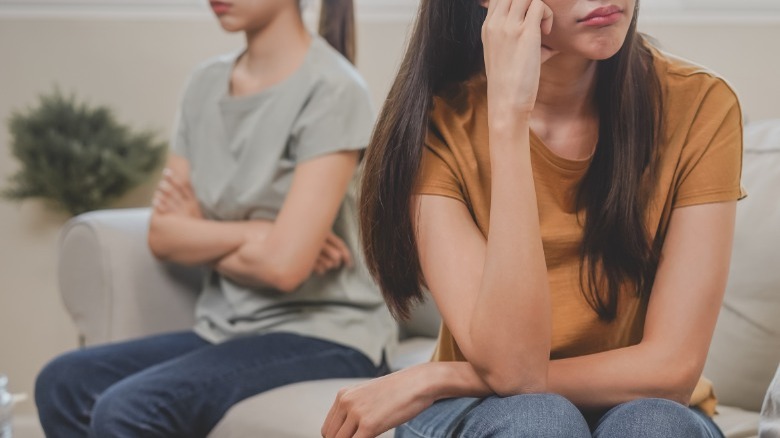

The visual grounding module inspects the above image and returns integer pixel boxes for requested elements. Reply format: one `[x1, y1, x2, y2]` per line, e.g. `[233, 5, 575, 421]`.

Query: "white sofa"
[57, 121, 780, 437]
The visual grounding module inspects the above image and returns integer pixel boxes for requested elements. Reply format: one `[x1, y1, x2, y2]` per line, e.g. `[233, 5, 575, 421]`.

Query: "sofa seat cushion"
[209, 338, 437, 437]
[389, 337, 437, 371]
[714, 405, 761, 438]
[208, 378, 391, 438]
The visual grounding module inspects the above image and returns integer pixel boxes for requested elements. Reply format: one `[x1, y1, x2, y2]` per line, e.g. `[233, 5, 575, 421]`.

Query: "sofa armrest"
[58, 208, 201, 346]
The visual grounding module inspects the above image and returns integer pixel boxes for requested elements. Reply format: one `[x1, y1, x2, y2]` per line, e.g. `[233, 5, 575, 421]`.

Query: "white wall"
[0, 5, 778, 425]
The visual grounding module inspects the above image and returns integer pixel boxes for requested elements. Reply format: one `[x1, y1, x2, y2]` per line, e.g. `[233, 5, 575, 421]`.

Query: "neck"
[533, 53, 598, 122]
[241, 7, 311, 78]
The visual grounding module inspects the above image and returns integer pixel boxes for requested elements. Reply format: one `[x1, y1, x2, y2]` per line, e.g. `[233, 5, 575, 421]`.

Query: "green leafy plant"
[3, 89, 166, 216]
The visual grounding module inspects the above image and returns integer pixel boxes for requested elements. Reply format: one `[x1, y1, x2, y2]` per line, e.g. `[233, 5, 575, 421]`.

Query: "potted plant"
[3, 89, 166, 216]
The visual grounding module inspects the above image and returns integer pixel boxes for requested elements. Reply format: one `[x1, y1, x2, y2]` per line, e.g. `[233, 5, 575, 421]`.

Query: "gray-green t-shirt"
[171, 36, 397, 365]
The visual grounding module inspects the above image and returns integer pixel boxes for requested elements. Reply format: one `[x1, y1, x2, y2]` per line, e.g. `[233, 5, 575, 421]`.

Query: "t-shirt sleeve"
[674, 78, 748, 208]
[414, 126, 466, 204]
[169, 108, 188, 158]
[289, 75, 375, 163]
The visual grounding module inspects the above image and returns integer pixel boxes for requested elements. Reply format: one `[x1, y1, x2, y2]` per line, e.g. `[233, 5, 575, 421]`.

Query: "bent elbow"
[235, 248, 306, 293]
[147, 220, 170, 261]
[646, 354, 701, 406]
[269, 268, 306, 293]
[659, 371, 699, 406]
[466, 331, 550, 397]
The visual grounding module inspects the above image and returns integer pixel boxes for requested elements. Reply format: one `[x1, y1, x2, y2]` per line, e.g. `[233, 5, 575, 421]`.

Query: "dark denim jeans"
[396, 394, 725, 438]
[35, 331, 382, 437]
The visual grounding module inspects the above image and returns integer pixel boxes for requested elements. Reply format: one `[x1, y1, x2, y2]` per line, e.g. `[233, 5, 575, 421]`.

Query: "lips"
[210, 1, 231, 15]
[579, 5, 623, 26]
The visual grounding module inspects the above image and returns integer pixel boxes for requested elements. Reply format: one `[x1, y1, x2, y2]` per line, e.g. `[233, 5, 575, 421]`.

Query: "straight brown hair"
[318, 0, 356, 64]
[360, 0, 663, 321]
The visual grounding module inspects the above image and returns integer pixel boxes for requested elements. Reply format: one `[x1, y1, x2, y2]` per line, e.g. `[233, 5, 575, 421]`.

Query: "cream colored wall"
[0, 14, 778, 422]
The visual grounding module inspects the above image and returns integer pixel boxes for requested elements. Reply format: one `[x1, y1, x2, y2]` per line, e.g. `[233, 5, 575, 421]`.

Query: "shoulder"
[427, 74, 488, 152]
[305, 37, 371, 100]
[646, 42, 744, 189]
[432, 74, 487, 121]
[648, 42, 741, 119]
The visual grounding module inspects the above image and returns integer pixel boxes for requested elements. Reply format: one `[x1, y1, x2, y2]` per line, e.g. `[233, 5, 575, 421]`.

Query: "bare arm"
[321, 201, 736, 438]
[215, 151, 358, 292]
[149, 216, 271, 266]
[416, 174, 551, 395]
[546, 200, 736, 408]
[148, 154, 273, 266]
[420, 0, 558, 396]
[413, 200, 737, 409]
[420, 201, 736, 409]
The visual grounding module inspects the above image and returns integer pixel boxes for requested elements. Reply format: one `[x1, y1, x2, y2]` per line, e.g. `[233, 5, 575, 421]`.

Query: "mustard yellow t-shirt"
[414, 44, 747, 415]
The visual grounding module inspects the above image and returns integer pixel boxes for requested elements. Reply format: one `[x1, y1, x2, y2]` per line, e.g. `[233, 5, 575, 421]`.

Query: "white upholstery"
[56, 120, 780, 438]
[58, 209, 200, 345]
[713, 406, 761, 438]
[210, 379, 394, 438]
[703, 120, 780, 416]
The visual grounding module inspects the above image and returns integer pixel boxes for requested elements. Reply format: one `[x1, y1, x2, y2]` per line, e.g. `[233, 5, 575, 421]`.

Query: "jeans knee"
[595, 398, 712, 438]
[90, 383, 150, 437]
[465, 393, 590, 437]
[35, 351, 91, 415]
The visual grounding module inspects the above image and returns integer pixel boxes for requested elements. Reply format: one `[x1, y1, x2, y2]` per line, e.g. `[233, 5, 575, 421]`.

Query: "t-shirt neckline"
[529, 129, 594, 172]
[219, 34, 319, 107]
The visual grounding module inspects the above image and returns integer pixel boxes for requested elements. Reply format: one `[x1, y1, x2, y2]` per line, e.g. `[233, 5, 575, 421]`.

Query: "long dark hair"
[317, 0, 356, 64]
[360, 0, 663, 321]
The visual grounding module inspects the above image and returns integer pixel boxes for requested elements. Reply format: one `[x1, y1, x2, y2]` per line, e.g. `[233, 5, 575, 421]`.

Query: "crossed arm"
[148, 152, 358, 291]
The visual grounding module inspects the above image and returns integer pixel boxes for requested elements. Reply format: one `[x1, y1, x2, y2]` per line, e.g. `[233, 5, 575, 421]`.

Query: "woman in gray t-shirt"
[35, 1, 396, 436]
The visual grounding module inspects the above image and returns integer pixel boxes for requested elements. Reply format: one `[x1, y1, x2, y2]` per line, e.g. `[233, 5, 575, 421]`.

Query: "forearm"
[547, 342, 696, 409]
[148, 214, 268, 266]
[214, 240, 286, 291]
[425, 344, 693, 410]
[470, 118, 551, 393]
[215, 228, 318, 292]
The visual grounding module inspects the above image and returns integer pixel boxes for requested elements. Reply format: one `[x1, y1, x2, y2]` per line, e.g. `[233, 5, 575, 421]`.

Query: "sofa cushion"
[399, 293, 441, 340]
[714, 405, 761, 438]
[703, 119, 780, 412]
[388, 337, 437, 371]
[208, 338, 436, 438]
[208, 379, 393, 438]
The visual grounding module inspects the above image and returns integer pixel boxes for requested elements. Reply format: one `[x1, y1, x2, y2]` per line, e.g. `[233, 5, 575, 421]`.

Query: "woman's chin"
[579, 41, 627, 61]
[215, 16, 245, 33]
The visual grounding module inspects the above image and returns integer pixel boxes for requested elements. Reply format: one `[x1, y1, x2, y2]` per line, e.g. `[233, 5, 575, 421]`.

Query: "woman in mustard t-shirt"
[322, 0, 744, 437]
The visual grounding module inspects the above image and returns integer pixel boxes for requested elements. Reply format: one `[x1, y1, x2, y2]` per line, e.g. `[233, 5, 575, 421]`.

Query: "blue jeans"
[396, 394, 725, 437]
[35, 331, 383, 437]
